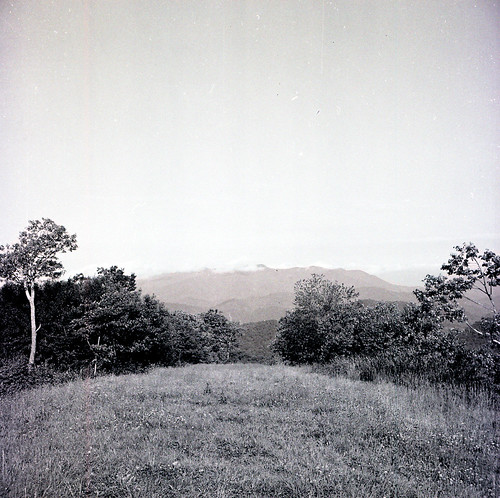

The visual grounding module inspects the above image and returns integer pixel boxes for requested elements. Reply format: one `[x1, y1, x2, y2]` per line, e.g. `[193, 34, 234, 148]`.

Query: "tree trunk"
[25, 285, 37, 369]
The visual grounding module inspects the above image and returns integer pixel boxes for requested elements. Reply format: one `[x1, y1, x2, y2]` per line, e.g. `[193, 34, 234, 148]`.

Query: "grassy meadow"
[0, 363, 498, 497]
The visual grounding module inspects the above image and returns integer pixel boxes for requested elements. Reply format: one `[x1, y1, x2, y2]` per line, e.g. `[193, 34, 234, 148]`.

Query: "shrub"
[0, 356, 78, 396]
[0, 268, 244, 383]
[273, 275, 499, 390]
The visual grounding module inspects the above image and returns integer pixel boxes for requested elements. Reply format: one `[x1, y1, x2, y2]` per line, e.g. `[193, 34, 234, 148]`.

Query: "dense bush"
[198, 309, 240, 363]
[69, 268, 174, 372]
[273, 311, 326, 364]
[0, 267, 241, 385]
[0, 283, 30, 360]
[274, 300, 412, 364]
[0, 356, 80, 396]
[168, 310, 240, 365]
[273, 275, 499, 390]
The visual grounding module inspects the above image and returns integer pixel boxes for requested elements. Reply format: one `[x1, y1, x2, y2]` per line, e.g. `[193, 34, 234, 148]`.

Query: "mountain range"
[137, 265, 419, 323]
[137, 264, 499, 325]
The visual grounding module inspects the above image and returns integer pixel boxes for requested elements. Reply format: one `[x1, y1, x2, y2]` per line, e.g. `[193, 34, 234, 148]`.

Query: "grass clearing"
[0, 363, 498, 497]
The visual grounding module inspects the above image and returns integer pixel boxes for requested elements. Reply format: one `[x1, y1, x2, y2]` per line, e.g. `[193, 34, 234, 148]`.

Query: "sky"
[0, 0, 498, 285]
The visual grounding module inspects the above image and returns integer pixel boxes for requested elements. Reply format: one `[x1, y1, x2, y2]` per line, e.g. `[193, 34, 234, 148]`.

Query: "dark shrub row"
[0, 267, 240, 393]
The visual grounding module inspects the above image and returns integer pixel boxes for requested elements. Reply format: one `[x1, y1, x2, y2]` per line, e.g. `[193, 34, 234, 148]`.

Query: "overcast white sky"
[1, 1, 498, 284]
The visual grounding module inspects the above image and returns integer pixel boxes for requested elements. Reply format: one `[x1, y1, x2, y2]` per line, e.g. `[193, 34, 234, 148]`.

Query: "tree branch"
[471, 283, 489, 296]
[465, 321, 500, 346]
[465, 321, 484, 336]
[472, 255, 497, 314]
[461, 294, 494, 312]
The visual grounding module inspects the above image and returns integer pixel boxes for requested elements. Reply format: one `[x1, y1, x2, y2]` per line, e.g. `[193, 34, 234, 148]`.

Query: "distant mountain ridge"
[137, 266, 418, 323]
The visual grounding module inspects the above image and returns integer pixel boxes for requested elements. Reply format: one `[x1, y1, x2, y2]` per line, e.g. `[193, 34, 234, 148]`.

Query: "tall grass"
[0, 363, 497, 497]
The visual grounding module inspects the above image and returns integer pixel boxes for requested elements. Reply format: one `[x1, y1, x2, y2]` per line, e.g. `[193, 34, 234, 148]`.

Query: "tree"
[274, 274, 360, 363]
[70, 267, 145, 372]
[415, 243, 499, 345]
[273, 271, 497, 388]
[274, 310, 327, 364]
[34, 279, 86, 369]
[0, 219, 77, 367]
[69, 267, 179, 373]
[293, 273, 359, 315]
[169, 311, 206, 365]
[199, 309, 240, 363]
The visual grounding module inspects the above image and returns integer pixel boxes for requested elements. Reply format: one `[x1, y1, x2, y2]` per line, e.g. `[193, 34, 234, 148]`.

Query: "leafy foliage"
[198, 309, 240, 363]
[0, 283, 30, 359]
[0, 265, 241, 386]
[415, 243, 499, 345]
[0, 219, 77, 366]
[293, 273, 358, 314]
[70, 271, 160, 372]
[274, 275, 361, 363]
[0, 218, 77, 286]
[274, 272, 499, 389]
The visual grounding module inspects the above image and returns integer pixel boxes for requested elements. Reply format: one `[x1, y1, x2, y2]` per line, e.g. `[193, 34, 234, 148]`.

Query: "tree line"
[0, 267, 240, 372]
[0, 220, 239, 368]
[1, 219, 498, 392]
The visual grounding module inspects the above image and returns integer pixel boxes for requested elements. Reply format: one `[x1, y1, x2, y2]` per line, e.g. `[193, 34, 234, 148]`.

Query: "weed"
[218, 389, 228, 404]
